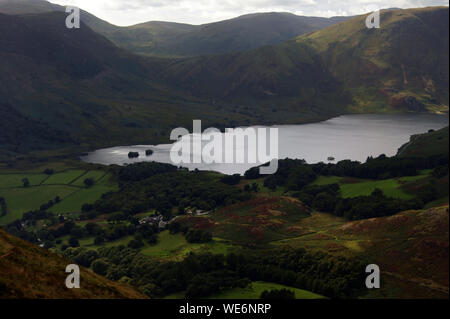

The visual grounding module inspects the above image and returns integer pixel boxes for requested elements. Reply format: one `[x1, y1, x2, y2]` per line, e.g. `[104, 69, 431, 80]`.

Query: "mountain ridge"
[0, 0, 351, 57]
[160, 7, 449, 113]
[0, 6, 447, 160]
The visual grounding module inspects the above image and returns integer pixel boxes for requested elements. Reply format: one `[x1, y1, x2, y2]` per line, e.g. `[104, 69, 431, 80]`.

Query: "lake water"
[81, 114, 448, 175]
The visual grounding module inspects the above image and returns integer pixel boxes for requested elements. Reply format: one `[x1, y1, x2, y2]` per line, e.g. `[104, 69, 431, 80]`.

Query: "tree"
[145, 149, 154, 156]
[260, 288, 295, 299]
[169, 221, 181, 234]
[92, 259, 110, 276]
[128, 238, 144, 249]
[185, 229, 212, 243]
[43, 168, 54, 175]
[128, 152, 139, 158]
[43, 241, 54, 249]
[312, 192, 337, 213]
[432, 165, 449, 178]
[74, 249, 99, 267]
[94, 236, 105, 245]
[84, 178, 94, 188]
[68, 237, 80, 247]
[221, 174, 241, 185]
[81, 203, 94, 212]
[22, 178, 30, 188]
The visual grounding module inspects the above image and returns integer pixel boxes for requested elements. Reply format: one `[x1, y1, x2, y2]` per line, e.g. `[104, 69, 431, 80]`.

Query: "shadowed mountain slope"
[0, 11, 256, 159]
[0, 227, 147, 298]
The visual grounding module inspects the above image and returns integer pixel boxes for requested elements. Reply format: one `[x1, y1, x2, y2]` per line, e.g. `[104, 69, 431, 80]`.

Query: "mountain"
[0, 0, 350, 57]
[0, 8, 349, 157]
[109, 12, 350, 57]
[162, 7, 449, 113]
[0, 6, 448, 159]
[298, 7, 449, 113]
[0, 11, 246, 157]
[161, 40, 351, 119]
[0, 0, 117, 33]
[0, 0, 59, 14]
[0, 227, 147, 298]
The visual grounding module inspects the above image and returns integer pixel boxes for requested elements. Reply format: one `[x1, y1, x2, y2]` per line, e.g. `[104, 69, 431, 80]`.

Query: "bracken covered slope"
[0, 227, 147, 298]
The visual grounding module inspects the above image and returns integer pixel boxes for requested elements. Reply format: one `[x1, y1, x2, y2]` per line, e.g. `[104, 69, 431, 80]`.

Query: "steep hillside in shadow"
[0, 227, 147, 298]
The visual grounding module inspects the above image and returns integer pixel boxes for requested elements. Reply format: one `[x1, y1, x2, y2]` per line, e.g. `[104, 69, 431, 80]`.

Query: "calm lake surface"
[81, 114, 448, 175]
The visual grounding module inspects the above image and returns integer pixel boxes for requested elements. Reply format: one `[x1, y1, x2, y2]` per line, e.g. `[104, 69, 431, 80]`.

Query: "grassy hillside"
[164, 7, 448, 113]
[397, 126, 449, 157]
[164, 281, 325, 299]
[208, 281, 324, 299]
[299, 7, 449, 113]
[0, 227, 146, 298]
[161, 40, 351, 116]
[274, 206, 449, 298]
[0, 0, 117, 33]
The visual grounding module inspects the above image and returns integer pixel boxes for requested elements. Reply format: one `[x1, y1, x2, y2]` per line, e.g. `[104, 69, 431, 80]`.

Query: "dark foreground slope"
[0, 227, 146, 298]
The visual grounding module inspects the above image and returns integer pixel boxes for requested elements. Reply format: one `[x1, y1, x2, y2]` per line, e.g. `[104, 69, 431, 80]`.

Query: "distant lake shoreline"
[81, 113, 449, 175]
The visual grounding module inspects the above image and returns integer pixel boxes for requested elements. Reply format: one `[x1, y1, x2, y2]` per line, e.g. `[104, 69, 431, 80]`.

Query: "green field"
[0, 173, 49, 188]
[70, 170, 107, 187]
[0, 170, 117, 225]
[141, 230, 233, 259]
[0, 185, 78, 225]
[42, 170, 87, 185]
[49, 174, 117, 214]
[75, 230, 233, 260]
[163, 281, 324, 299]
[209, 281, 324, 299]
[312, 171, 431, 199]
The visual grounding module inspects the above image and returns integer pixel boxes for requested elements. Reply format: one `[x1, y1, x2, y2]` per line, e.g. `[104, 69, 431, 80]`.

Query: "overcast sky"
[50, 0, 449, 26]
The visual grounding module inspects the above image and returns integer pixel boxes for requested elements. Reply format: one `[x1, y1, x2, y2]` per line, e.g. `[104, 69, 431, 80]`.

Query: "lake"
[81, 114, 448, 175]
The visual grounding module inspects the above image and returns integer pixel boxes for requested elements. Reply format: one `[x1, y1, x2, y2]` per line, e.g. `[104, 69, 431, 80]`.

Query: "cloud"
[50, 0, 449, 25]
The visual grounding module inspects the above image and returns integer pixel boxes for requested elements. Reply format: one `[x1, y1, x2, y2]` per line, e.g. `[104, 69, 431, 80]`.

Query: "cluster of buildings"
[138, 214, 167, 228]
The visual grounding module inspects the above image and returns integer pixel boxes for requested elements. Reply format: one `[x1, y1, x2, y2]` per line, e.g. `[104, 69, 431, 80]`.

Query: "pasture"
[210, 281, 325, 299]
[0, 168, 116, 225]
[311, 170, 431, 199]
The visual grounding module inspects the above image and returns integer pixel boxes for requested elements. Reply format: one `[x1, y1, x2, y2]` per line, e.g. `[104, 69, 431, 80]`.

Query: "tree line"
[62, 246, 367, 299]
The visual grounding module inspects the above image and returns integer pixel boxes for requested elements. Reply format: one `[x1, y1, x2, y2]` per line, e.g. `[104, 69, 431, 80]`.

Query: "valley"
[0, 0, 448, 301]
[1, 127, 448, 298]
[0, 5, 448, 163]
